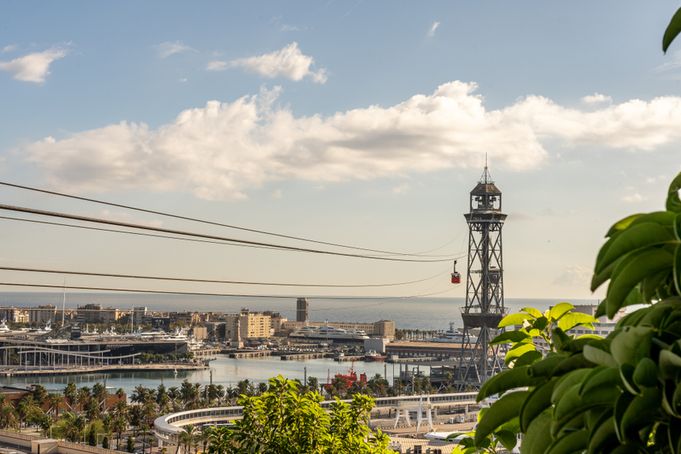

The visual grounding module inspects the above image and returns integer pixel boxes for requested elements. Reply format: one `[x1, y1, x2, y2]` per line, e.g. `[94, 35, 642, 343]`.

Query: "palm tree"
[46, 393, 62, 419]
[206, 426, 232, 454]
[178, 425, 196, 454]
[0, 396, 18, 430]
[63, 383, 77, 411]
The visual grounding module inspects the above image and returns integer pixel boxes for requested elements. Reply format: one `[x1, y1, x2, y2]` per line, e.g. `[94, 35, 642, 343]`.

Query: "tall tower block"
[457, 165, 507, 387]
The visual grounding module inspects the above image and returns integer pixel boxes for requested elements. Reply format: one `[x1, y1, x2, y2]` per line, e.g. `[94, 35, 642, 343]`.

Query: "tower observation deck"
[456, 165, 507, 388]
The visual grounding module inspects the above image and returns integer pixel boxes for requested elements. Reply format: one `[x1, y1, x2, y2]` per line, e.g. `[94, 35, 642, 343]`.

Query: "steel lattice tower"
[456, 165, 507, 388]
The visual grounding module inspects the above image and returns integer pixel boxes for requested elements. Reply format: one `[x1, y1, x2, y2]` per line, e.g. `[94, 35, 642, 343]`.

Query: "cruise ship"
[290, 325, 370, 341]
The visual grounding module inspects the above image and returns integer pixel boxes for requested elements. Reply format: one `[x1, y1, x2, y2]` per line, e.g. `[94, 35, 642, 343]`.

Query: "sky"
[0, 1, 680, 304]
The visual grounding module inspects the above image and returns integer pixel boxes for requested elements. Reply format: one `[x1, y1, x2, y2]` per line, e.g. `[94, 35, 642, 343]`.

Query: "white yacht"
[290, 325, 370, 341]
[433, 323, 476, 344]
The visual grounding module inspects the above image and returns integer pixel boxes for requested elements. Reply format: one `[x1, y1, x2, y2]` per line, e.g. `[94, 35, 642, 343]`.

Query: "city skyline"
[2, 2, 681, 300]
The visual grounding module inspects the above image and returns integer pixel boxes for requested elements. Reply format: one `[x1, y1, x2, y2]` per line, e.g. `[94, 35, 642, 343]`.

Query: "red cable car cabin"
[451, 260, 461, 284]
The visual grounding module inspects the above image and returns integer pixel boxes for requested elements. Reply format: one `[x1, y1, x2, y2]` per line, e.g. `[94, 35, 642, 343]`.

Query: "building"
[282, 320, 396, 340]
[29, 305, 57, 325]
[76, 304, 122, 324]
[386, 341, 461, 360]
[0, 307, 30, 324]
[296, 298, 309, 322]
[174, 312, 201, 327]
[133, 306, 148, 323]
[238, 310, 271, 339]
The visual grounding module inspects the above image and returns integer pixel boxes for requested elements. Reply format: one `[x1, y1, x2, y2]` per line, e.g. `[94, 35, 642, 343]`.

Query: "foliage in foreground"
[222, 375, 393, 453]
[459, 172, 681, 453]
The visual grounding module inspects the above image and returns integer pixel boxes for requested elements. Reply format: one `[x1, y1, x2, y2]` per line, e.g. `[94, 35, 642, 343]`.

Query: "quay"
[228, 349, 272, 359]
[279, 352, 327, 361]
[0, 362, 207, 377]
[335, 354, 364, 362]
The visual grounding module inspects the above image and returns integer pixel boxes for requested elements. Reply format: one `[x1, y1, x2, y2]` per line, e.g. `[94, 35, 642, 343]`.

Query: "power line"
[0, 180, 454, 258]
[0, 281, 454, 301]
[0, 265, 447, 288]
[0, 203, 457, 263]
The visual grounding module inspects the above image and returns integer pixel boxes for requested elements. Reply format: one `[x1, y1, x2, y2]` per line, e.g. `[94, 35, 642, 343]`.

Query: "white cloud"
[553, 265, 592, 287]
[206, 60, 228, 71]
[227, 42, 327, 83]
[155, 41, 194, 59]
[271, 189, 283, 199]
[428, 21, 440, 38]
[0, 48, 68, 83]
[23, 82, 681, 200]
[1, 44, 16, 53]
[581, 93, 612, 105]
[622, 192, 645, 203]
[392, 183, 410, 194]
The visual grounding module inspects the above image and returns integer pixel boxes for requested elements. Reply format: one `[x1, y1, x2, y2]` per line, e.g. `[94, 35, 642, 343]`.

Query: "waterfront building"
[296, 297, 309, 322]
[76, 303, 122, 324]
[0, 307, 30, 324]
[29, 305, 57, 325]
[238, 310, 271, 339]
[386, 341, 461, 360]
[282, 320, 396, 340]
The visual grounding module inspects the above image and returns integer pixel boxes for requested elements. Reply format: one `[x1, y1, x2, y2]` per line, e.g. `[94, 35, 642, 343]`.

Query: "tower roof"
[471, 165, 501, 196]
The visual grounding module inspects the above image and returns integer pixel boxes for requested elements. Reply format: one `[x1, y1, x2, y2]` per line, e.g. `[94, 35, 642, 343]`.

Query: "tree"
[226, 375, 392, 453]
[206, 426, 233, 454]
[126, 435, 135, 453]
[179, 425, 197, 454]
[462, 172, 681, 452]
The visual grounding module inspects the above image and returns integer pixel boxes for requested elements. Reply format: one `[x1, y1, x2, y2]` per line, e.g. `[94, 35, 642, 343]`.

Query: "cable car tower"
[456, 163, 507, 388]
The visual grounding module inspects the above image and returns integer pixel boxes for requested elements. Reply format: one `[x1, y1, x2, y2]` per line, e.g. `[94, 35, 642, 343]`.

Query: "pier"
[228, 350, 272, 359]
[279, 352, 327, 361]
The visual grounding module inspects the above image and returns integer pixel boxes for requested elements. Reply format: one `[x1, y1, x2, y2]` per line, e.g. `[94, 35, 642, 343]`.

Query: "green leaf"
[632, 357, 658, 387]
[520, 410, 553, 454]
[505, 343, 537, 366]
[522, 307, 543, 318]
[598, 222, 675, 274]
[591, 258, 620, 293]
[474, 391, 529, 445]
[658, 349, 681, 379]
[606, 213, 643, 237]
[490, 330, 530, 345]
[675, 244, 681, 296]
[606, 248, 673, 318]
[610, 326, 653, 366]
[557, 312, 597, 332]
[494, 429, 518, 451]
[546, 429, 588, 454]
[548, 302, 573, 322]
[666, 171, 681, 211]
[619, 387, 662, 442]
[498, 313, 532, 328]
[519, 377, 557, 432]
[583, 344, 618, 368]
[514, 350, 543, 367]
[477, 366, 535, 401]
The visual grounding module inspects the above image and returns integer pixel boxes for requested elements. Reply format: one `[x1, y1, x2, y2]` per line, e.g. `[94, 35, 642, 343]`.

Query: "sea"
[0, 292, 595, 395]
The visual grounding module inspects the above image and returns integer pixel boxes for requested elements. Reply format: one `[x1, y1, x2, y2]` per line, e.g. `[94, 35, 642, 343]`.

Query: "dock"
[0, 362, 208, 377]
[279, 352, 327, 361]
[228, 350, 272, 359]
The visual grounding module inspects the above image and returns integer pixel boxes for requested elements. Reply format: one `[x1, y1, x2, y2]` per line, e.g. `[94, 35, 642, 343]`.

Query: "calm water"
[0, 355, 394, 395]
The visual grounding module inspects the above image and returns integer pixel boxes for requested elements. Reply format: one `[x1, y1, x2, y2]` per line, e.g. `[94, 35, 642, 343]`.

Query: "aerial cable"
[0, 281, 459, 301]
[0, 215, 286, 252]
[0, 180, 452, 258]
[0, 203, 458, 263]
[0, 265, 447, 289]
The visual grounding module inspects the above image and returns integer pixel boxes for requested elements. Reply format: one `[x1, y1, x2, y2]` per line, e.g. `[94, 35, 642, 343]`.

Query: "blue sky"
[1, 1, 680, 303]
